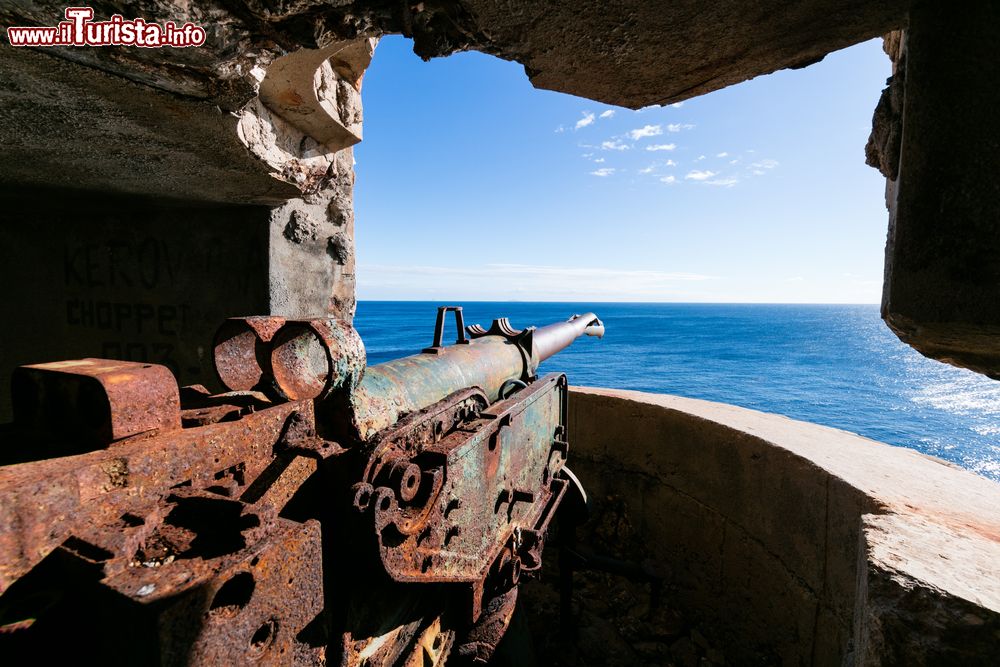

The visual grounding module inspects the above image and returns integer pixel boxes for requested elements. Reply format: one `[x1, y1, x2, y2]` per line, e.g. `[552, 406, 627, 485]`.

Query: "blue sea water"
[355, 302, 1000, 481]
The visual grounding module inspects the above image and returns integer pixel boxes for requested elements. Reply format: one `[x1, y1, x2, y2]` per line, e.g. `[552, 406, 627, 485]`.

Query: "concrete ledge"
[567, 386, 1000, 665]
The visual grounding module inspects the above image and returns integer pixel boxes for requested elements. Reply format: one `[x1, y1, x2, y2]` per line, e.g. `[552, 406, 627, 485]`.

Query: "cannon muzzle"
[533, 312, 605, 363]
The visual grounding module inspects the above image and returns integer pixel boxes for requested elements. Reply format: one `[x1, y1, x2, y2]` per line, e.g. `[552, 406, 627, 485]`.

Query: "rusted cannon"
[0, 307, 602, 665]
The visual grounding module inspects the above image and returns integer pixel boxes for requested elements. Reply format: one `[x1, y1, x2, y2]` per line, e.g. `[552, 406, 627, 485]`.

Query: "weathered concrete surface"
[0, 0, 910, 206]
[865, 32, 905, 183]
[0, 3, 373, 204]
[0, 8, 372, 404]
[0, 190, 272, 421]
[404, 0, 910, 108]
[0, 33, 370, 205]
[0, 178, 362, 422]
[855, 513, 1000, 666]
[568, 387, 1000, 665]
[0, 46, 298, 205]
[0, 2, 379, 107]
[268, 162, 358, 319]
[1, 1, 912, 111]
[874, 4, 1000, 378]
[259, 40, 371, 150]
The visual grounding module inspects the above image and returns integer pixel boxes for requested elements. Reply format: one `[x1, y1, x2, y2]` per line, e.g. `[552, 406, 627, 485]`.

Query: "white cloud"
[685, 170, 716, 181]
[716, 152, 729, 158]
[646, 143, 676, 152]
[665, 159, 677, 166]
[628, 124, 663, 140]
[575, 111, 596, 130]
[729, 159, 739, 165]
[666, 123, 695, 132]
[671, 102, 684, 108]
[358, 263, 718, 301]
[590, 167, 615, 177]
[554, 125, 566, 133]
[601, 140, 630, 151]
[638, 165, 656, 174]
[705, 177, 739, 187]
[593, 157, 605, 163]
[599, 110, 616, 119]
[695, 155, 706, 161]
[750, 159, 779, 176]
[660, 175, 677, 184]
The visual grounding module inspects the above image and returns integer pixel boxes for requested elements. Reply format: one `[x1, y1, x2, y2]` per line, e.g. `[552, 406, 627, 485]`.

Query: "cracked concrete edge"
[853, 512, 1000, 666]
[258, 38, 375, 150]
[236, 37, 373, 192]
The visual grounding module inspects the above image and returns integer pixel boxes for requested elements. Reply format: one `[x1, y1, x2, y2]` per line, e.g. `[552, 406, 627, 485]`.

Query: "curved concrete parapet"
[567, 387, 1000, 665]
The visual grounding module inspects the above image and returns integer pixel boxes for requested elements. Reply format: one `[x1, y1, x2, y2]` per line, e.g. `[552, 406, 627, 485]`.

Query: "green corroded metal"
[329, 311, 603, 443]
[344, 336, 527, 442]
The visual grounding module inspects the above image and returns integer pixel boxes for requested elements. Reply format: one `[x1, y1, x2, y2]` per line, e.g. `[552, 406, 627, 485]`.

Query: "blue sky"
[354, 36, 891, 303]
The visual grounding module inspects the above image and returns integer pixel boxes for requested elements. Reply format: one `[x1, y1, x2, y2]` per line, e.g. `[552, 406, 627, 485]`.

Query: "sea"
[355, 302, 1000, 482]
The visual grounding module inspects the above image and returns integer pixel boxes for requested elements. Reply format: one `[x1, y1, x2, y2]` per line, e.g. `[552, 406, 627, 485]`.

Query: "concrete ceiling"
[0, 1, 911, 202]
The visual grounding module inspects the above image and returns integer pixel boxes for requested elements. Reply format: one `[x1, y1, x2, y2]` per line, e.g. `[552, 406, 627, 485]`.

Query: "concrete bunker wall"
[0, 192, 272, 400]
[0, 186, 359, 420]
[0, 36, 372, 418]
[567, 387, 1000, 665]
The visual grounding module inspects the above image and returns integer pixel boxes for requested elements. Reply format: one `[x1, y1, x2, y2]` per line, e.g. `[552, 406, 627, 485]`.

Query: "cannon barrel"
[333, 309, 603, 442]
[533, 312, 605, 363]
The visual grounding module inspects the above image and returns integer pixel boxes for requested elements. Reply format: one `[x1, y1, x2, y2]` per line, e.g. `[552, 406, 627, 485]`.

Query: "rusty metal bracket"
[11, 359, 181, 453]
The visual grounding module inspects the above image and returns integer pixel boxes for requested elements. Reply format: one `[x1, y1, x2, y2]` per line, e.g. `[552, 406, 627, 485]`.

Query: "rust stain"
[278, 89, 305, 107]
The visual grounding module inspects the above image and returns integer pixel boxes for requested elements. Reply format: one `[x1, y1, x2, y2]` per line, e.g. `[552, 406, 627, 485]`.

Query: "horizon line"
[356, 299, 881, 306]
